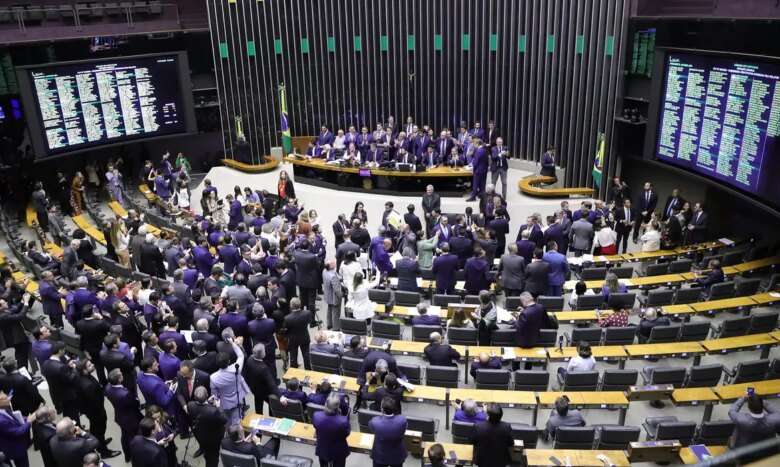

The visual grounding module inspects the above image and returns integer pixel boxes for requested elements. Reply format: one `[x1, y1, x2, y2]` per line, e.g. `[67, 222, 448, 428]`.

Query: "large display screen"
[18, 52, 196, 157]
[655, 51, 780, 207]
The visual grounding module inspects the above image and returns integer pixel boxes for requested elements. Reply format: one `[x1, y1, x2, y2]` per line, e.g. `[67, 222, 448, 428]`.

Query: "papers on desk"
[359, 434, 373, 447]
[502, 347, 516, 360]
[496, 306, 514, 323]
[272, 418, 296, 436]
[389, 251, 403, 269]
[688, 445, 713, 461]
[251, 417, 275, 429]
[398, 380, 415, 392]
[181, 330, 194, 344]
[718, 238, 735, 247]
[770, 292, 780, 298]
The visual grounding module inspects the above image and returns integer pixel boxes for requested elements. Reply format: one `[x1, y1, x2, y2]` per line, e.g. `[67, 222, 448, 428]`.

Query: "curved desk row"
[519, 175, 593, 198]
[221, 157, 280, 173]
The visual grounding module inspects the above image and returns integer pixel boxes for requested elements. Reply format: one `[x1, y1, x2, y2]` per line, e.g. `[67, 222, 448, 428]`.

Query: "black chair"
[558, 371, 599, 391]
[475, 369, 511, 390]
[537, 329, 557, 347]
[426, 365, 459, 388]
[611, 266, 634, 279]
[340, 318, 368, 336]
[447, 327, 478, 346]
[357, 409, 382, 433]
[412, 325, 442, 342]
[581, 267, 607, 281]
[553, 426, 596, 449]
[735, 277, 762, 296]
[747, 311, 779, 335]
[770, 358, 780, 378]
[722, 251, 744, 267]
[432, 294, 460, 307]
[679, 322, 710, 341]
[451, 421, 475, 444]
[369, 289, 392, 305]
[600, 369, 639, 391]
[764, 273, 780, 292]
[685, 364, 723, 388]
[420, 268, 434, 281]
[640, 289, 675, 307]
[645, 324, 681, 344]
[513, 370, 549, 391]
[675, 287, 702, 304]
[641, 367, 687, 388]
[608, 293, 636, 309]
[305, 403, 325, 422]
[340, 356, 362, 378]
[725, 359, 770, 384]
[464, 295, 481, 305]
[695, 421, 735, 446]
[371, 320, 401, 340]
[643, 416, 697, 446]
[395, 290, 421, 306]
[595, 425, 641, 450]
[505, 296, 522, 311]
[268, 395, 306, 422]
[707, 281, 736, 300]
[669, 259, 693, 273]
[713, 316, 750, 338]
[575, 294, 605, 310]
[490, 329, 516, 346]
[397, 363, 422, 385]
[603, 326, 637, 346]
[407, 415, 439, 441]
[221, 450, 260, 467]
[645, 263, 669, 277]
[538, 296, 564, 311]
[510, 424, 539, 449]
[309, 352, 340, 374]
[570, 328, 603, 346]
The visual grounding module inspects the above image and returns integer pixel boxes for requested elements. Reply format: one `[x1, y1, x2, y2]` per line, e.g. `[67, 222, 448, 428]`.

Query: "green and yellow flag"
[592, 132, 605, 189]
[279, 85, 293, 154]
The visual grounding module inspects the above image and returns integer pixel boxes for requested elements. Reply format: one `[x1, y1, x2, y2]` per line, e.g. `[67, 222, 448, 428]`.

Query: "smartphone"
[747, 387, 755, 396]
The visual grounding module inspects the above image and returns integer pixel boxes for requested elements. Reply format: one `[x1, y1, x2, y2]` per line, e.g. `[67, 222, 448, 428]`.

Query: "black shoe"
[194, 449, 203, 458]
[104, 437, 113, 445]
[466, 197, 477, 202]
[100, 449, 121, 459]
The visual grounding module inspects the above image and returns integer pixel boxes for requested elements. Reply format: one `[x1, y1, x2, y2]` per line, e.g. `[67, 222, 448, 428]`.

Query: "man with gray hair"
[188, 386, 228, 467]
[192, 318, 218, 352]
[312, 392, 351, 467]
[60, 238, 81, 280]
[49, 417, 102, 466]
[243, 343, 279, 415]
[453, 398, 487, 423]
[322, 258, 343, 331]
[424, 332, 461, 367]
[498, 243, 526, 297]
[515, 292, 548, 353]
[32, 406, 58, 467]
[139, 232, 165, 278]
[411, 303, 441, 326]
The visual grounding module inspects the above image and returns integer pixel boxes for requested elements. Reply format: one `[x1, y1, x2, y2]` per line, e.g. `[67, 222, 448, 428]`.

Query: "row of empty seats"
[0, 2, 163, 23]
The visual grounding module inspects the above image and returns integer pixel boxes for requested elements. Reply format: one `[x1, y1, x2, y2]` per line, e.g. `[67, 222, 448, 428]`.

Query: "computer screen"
[655, 51, 780, 207]
[17, 52, 196, 158]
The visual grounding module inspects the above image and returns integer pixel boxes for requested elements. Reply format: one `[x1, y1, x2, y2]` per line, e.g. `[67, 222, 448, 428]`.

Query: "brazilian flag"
[279, 85, 293, 154]
[592, 132, 605, 189]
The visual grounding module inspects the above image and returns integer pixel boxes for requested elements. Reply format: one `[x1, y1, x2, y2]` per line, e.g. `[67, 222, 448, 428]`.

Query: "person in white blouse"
[640, 221, 662, 253]
[339, 251, 363, 291]
[593, 217, 618, 255]
[346, 271, 381, 321]
[568, 281, 595, 309]
[557, 341, 596, 382]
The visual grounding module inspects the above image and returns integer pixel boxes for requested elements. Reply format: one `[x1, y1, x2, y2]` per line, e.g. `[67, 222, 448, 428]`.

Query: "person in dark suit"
[636, 181, 659, 226]
[523, 249, 549, 298]
[0, 389, 33, 467]
[75, 307, 111, 385]
[128, 418, 170, 467]
[696, 259, 725, 295]
[411, 304, 441, 326]
[471, 403, 514, 467]
[662, 188, 685, 221]
[74, 359, 120, 458]
[293, 241, 322, 319]
[191, 339, 220, 379]
[49, 417, 102, 467]
[312, 393, 352, 467]
[332, 214, 350, 247]
[358, 350, 405, 386]
[687, 202, 708, 244]
[396, 248, 420, 292]
[40, 342, 80, 421]
[101, 334, 137, 394]
[32, 406, 58, 467]
[243, 344, 279, 415]
[468, 141, 490, 201]
[138, 234, 165, 278]
[284, 298, 312, 369]
[0, 358, 44, 416]
[516, 229, 537, 265]
[404, 204, 423, 235]
[369, 397, 408, 467]
[175, 360, 210, 419]
[105, 369, 143, 464]
[187, 387, 227, 467]
[449, 230, 473, 269]
[608, 177, 630, 207]
[542, 241, 569, 297]
[431, 243, 458, 295]
[421, 185, 441, 232]
[498, 244, 526, 297]
[38, 271, 65, 328]
[60, 239, 81, 280]
[424, 332, 461, 366]
[514, 292, 548, 349]
[220, 424, 280, 464]
[464, 248, 490, 296]
[614, 199, 636, 254]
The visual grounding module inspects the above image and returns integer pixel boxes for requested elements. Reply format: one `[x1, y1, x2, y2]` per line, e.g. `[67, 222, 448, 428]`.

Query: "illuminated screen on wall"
[18, 52, 196, 157]
[655, 51, 780, 207]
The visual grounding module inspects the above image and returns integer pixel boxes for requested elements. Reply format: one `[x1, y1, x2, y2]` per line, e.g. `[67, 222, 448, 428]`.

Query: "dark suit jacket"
[220, 438, 276, 464]
[524, 261, 550, 297]
[312, 411, 351, 461]
[293, 250, 321, 289]
[421, 193, 441, 216]
[105, 384, 143, 430]
[637, 190, 659, 218]
[187, 401, 227, 447]
[192, 351, 220, 375]
[0, 371, 44, 415]
[139, 243, 166, 278]
[369, 414, 408, 465]
[49, 433, 100, 467]
[32, 421, 56, 466]
[614, 206, 636, 234]
[432, 253, 458, 292]
[688, 211, 708, 243]
[175, 369, 211, 409]
[396, 258, 420, 292]
[60, 246, 79, 280]
[243, 356, 279, 403]
[283, 310, 312, 347]
[424, 342, 461, 366]
[662, 195, 685, 220]
[191, 331, 218, 352]
[515, 303, 547, 348]
[128, 435, 169, 467]
[404, 213, 423, 234]
[471, 421, 514, 467]
[76, 374, 106, 416]
[41, 358, 79, 410]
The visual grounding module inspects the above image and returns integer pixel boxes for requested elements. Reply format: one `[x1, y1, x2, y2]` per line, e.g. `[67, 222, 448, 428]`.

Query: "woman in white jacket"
[346, 271, 381, 321]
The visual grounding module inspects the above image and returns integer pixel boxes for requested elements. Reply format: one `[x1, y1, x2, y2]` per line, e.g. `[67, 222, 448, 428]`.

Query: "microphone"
[234, 363, 240, 373]
[558, 335, 564, 353]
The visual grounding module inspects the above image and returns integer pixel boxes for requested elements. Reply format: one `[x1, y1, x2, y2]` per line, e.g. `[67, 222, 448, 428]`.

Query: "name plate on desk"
[628, 440, 682, 463]
[626, 384, 675, 401]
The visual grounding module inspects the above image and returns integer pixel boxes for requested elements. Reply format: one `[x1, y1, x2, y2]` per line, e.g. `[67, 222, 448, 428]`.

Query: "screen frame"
[16, 51, 197, 160]
[644, 47, 780, 215]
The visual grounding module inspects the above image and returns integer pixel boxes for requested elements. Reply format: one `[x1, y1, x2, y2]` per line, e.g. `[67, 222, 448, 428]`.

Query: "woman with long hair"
[70, 171, 86, 215]
[346, 271, 381, 321]
[601, 272, 627, 302]
[144, 405, 177, 467]
[277, 170, 295, 204]
[111, 218, 131, 267]
[351, 201, 368, 224]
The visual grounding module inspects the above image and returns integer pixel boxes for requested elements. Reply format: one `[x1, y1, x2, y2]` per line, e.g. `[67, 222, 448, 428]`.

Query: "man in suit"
[284, 298, 313, 370]
[637, 181, 658, 225]
[358, 350, 405, 385]
[485, 120, 500, 147]
[75, 307, 111, 385]
[32, 406, 57, 467]
[404, 204, 423, 235]
[137, 357, 178, 417]
[0, 390, 34, 467]
[569, 216, 594, 258]
[687, 202, 708, 244]
[187, 387, 227, 467]
[514, 292, 547, 348]
[217, 237, 241, 275]
[40, 341, 80, 421]
[129, 418, 170, 467]
[335, 231, 361, 269]
[516, 215, 544, 247]
[608, 177, 630, 207]
[293, 240, 321, 320]
[471, 403, 514, 467]
[490, 138, 510, 199]
[176, 360, 210, 432]
[38, 271, 65, 328]
[60, 239, 80, 281]
[105, 369, 143, 463]
[49, 417, 102, 467]
[468, 140, 490, 202]
[74, 359, 121, 458]
[243, 344, 279, 415]
[0, 358, 44, 416]
[614, 199, 635, 254]
[432, 243, 459, 295]
[395, 248, 420, 292]
[411, 303, 441, 326]
[421, 185, 441, 230]
[545, 395, 586, 439]
[543, 215, 566, 253]
[164, 239, 184, 278]
[424, 332, 461, 366]
[139, 234, 165, 278]
[524, 249, 550, 298]
[192, 339, 220, 374]
[369, 397, 408, 467]
[192, 237, 216, 277]
[420, 145, 439, 168]
[728, 393, 780, 449]
[221, 424, 280, 464]
[498, 244, 526, 297]
[100, 334, 137, 393]
[210, 338, 250, 426]
[662, 188, 685, 221]
[516, 229, 536, 265]
[313, 394, 352, 467]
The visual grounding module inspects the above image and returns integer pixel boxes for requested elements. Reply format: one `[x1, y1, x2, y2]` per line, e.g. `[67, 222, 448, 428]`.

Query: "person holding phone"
[728, 391, 780, 452]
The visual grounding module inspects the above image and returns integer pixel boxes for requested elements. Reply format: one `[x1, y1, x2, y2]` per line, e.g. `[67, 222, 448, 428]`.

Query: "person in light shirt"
[593, 218, 618, 255]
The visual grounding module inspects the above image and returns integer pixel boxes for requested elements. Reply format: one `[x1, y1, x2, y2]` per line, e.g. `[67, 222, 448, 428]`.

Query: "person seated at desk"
[470, 352, 502, 379]
[695, 258, 725, 296]
[545, 395, 586, 440]
[370, 373, 404, 414]
[728, 393, 780, 452]
[364, 142, 385, 167]
[445, 146, 466, 168]
[280, 378, 308, 407]
[425, 443, 448, 467]
[601, 272, 627, 302]
[221, 424, 280, 463]
[638, 308, 670, 343]
[411, 303, 441, 326]
[568, 281, 595, 309]
[557, 341, 596, 381]
[598, 304, 630, 328]
[306, 380, 349, 416]
[358, 353, 405, 386]
[25, 241, 60, 272]
[424, 332, 461, 367]
[396, 148, 417, 166]
[332, 129, 347, 155]
[421, 146, 440, 168]
[343, 335, 370, 359]
[453, 398, 487, 423]
[446, 307, 476, 329]
[339, 143, 360, 165]
[310, 330, 341, 355]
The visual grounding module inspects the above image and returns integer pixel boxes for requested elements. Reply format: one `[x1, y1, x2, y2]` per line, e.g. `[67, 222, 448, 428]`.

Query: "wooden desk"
[551, 311, 600, 324]
[672, 387, 720, 423]
[517, 176, 593, 198]
[690, 296, 756, 313]
[625, 250, 680, 261]
[138, 184, 157, 202]
[537, 391, 628, 409]
[701, 333, 778, 355]
[660, 304, 696, 317]
[422, 442, 474, 464]
[734, 256, 780, 273]
[71, 214, 107, 245]
[678, 446, 728, 464]
[624, 342, 705, 359]
[751, 292, 780, 306]
[627, 274, 686, 287]
[285, 156, 473, 178]
[526, 449, 630, 467]
[222, 157, 280, 173]
[546, 345, 628, 362]
[713, 379, 780, 402]
[449, 388, 536, 408]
